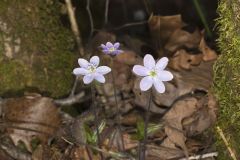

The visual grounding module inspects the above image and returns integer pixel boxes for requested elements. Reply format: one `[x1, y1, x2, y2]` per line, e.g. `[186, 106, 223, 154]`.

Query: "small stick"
[179, 152, 218, 160]
[104, 0, 110, 25]
[114, 21, 148, 30]
[55, 91, 86, 106]
[216, 126, 237, 160]
[86, 0, 94, 39]
[65, 0, 84, 56]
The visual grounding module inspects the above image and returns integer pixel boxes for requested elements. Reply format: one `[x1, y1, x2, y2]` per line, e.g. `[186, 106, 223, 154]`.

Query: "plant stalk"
[140, 89, 152, 160]
[91, 84, 103, 160]
[110, 58, 125, 151]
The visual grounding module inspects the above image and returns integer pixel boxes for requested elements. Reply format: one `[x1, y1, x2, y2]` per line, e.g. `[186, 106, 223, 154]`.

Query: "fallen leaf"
[199, 37, 218, 61]
[3, 94, 60, 152]
[163, 97, 199, 157]
[148, 14, 185, 47]
[169, 49, 203, 71]
[165, 28, 201, 53]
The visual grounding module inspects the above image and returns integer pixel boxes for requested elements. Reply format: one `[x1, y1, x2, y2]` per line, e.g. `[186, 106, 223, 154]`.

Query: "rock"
[0, 0, 77, 97]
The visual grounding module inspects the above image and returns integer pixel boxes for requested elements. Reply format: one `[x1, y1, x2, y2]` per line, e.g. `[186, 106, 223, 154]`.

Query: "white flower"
[132, 54, 173, 93]
[73, 56, 111, 84]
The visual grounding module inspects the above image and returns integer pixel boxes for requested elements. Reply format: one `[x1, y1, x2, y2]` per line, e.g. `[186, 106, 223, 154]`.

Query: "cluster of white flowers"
[73, 42, 173, 93]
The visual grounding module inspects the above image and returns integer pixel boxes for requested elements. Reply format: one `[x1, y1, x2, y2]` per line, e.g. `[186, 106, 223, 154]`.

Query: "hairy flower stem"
[140, 89, 152, 160]
[91, 84, 103, 160]
[110, 58, 125, 151]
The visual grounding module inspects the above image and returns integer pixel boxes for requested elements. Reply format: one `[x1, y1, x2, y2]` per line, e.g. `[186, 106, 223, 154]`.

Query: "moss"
[214, 0, 240, 159]
[0, 0, 77, 98]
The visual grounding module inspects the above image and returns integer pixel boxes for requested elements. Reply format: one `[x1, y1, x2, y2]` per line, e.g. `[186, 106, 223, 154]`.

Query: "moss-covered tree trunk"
[0, 0, 76, 97]
[214, 0, 240, 159]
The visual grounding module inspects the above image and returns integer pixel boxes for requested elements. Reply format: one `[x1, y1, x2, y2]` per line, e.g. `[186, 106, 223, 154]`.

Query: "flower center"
[109, 47, 115, 52]
[88, 64, 96, 73]
[149, 70, 157, 77]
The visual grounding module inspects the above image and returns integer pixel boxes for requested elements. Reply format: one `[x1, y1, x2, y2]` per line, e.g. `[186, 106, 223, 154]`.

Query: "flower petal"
[144, 54, 155, 69]
[102, 49, 110, 54]
[101, 44, 106, 49]
[133, 65, 149, 76]
[113, 42, 120, 49]
[157, 70, 173, 81]
[112, 50, 123, 55]
[94, 74, 105, 83]
[140, 76, 153, 91]
[106, 42, 113, 48]
[83, 74, 94, 84]
[153, 79, 165, 93]
[78, 58, 89, 68]
[96, 66, 111, 75]
[90, 56, 99, 66]
[73, 68, 88, 75]
[156, 57, 169, 70]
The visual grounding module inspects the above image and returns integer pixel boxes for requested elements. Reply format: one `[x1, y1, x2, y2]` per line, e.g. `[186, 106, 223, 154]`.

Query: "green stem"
[193, 0, 212, 38]
[110, 58, 125, 151]
[140, 89, 152, 160]
[91, 84, 103, 160]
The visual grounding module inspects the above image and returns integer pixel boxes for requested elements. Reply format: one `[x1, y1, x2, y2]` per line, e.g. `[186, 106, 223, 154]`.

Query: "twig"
[114, 21, 148, 30]
[69, 77, 79, 97]
[142, 0, 151, 15]
[54, 91, 86, 106]
[104, 0, 110, 25]
[86, 0, 94, 39]
[65, 0, 84, 56]
[216, 126, 238, 160]
[179, 152, 218, 160]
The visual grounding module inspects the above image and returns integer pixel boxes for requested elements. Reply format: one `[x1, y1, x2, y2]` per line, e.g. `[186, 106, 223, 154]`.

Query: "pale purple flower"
[132, 54, 173, 93]
[100, 42, 123, 56]
[73, 56, 111, 84]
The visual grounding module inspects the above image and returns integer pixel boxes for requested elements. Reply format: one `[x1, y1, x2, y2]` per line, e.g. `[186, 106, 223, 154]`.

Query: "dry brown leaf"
[154, 60, 214, 107]
[69, 146, 98, 160]
[165, 28, 201, 53]
[122, 133, 138, 150]
[147, 139, 185, 160]
[183, 93, 218, 136]
[199, 38, 218, 61]
[3, 94, 60, 151]
[148, 14, 185, 46]
[169, 49, 203, 71]
[163, 97, 199, 157]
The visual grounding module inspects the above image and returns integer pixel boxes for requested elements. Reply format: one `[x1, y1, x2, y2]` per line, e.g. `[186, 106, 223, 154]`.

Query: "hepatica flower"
[73, 56, 111, 84]
[133, 54, 173, 93]
[100, 42, 123, 56]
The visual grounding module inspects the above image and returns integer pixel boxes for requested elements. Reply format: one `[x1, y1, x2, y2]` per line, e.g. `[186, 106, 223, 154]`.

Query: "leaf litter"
[0, 13, 219, 160]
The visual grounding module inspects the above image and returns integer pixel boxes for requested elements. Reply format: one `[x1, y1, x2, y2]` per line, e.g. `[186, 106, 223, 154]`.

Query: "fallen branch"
[65, 0, 84, 56]
[86, 0, 94, 39]
[104, 0, 110, 25]
[54, 91, 86, 106]
[179, 152, 218, 160]
[216, 126, 238, 160]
